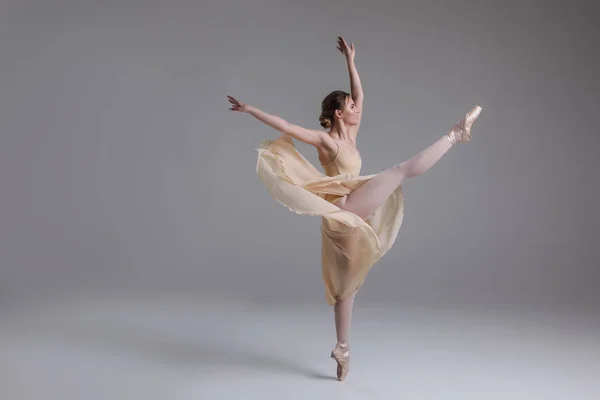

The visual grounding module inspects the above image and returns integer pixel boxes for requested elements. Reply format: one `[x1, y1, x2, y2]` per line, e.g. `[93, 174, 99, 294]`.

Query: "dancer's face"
[336, 96, 360, 126]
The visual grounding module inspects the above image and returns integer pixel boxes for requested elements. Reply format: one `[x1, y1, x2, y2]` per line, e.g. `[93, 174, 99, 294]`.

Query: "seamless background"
[1, 0, 598, 311]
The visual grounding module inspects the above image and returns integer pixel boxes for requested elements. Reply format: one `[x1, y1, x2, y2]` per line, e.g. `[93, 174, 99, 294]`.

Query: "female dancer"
[227, 36, 481, 381]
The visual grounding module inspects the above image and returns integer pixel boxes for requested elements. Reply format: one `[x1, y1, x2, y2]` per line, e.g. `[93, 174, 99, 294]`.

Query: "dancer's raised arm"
[337, 37, 363, 135]
[227, 95, 329, 147]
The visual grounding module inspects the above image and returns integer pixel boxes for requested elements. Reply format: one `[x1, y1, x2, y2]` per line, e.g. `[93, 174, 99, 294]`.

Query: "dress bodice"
[321, 141, 362, 177]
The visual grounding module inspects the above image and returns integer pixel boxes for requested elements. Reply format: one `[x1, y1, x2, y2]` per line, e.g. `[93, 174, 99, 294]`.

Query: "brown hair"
[319, 90, 350, 129]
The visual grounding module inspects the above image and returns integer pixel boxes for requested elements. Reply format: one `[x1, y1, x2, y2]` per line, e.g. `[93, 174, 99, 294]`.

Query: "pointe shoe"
[446, 105, 482, 144]
[330, 343, 350, 381]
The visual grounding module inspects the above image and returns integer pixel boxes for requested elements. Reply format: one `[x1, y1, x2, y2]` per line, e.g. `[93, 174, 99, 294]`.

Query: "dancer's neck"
[329, 125, 353, 142]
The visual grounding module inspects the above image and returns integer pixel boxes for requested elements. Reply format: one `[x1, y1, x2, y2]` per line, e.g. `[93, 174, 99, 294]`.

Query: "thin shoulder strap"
[321, 139, 340, 166]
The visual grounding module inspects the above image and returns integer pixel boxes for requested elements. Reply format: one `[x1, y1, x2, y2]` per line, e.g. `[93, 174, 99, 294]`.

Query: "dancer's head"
[319, 90, 359, 130]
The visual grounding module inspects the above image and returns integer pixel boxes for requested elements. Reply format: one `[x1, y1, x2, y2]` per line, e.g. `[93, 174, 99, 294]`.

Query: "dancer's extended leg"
[336, 106, 481, 220]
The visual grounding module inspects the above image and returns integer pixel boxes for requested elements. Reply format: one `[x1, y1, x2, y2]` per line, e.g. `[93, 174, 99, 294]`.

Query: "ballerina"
[227, 36, 482, 381]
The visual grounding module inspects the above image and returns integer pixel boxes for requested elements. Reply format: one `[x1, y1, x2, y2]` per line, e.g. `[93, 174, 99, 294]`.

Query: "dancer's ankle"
[445, 130, 457, 145]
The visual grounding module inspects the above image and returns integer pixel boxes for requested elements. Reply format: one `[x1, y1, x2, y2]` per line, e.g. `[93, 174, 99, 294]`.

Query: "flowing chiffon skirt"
[256, 134, 404, 305]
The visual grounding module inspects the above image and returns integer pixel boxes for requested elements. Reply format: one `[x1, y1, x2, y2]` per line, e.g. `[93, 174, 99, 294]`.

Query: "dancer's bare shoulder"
[281, 124, 337, 164]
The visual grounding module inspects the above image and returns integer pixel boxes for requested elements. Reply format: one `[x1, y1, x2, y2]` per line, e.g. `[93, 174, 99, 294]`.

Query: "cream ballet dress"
[256, 134, 404, 305]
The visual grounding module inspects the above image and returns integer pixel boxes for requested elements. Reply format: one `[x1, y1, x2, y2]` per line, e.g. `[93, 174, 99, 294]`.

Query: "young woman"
[227, 36, 482, 381]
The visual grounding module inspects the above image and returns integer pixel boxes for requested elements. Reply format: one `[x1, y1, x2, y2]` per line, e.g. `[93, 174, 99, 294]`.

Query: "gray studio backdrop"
[1, 0, 598, 311]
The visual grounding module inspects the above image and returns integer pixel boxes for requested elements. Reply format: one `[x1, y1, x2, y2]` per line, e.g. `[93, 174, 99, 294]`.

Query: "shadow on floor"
[25, 318, 338, 381]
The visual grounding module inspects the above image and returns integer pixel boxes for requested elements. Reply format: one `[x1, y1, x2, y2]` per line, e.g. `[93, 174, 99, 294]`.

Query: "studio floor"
[1, 292, 598, 400]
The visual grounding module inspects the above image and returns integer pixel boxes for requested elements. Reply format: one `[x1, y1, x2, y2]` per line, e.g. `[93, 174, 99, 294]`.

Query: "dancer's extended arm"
[227, 95, 328, 147]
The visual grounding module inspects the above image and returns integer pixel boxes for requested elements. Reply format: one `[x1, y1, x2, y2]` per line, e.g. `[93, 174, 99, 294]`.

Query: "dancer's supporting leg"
[331, 290, 354, 381]
[334, 290, 356, 345]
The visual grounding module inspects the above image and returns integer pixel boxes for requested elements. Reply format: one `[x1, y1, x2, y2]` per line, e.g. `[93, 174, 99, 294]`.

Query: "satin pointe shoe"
[446, 105, 482, 144]
[330, 342, 350, 381]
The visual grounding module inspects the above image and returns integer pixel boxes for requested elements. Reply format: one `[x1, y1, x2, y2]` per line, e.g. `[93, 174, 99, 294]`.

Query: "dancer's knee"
[391, 163, 409, 181]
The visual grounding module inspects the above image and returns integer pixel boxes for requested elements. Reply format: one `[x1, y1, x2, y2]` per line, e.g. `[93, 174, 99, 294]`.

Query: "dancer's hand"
[337, 36, 355, 61]
[227, 95, 250, 113]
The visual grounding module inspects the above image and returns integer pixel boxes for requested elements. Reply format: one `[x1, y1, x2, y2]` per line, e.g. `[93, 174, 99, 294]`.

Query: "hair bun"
[319, 116, 331, 129]
[319, 90, 349, 130]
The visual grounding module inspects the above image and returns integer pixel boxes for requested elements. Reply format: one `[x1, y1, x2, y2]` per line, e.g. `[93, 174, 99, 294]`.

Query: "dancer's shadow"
[198, 346, 335, 381]
[29, 318, 336, 381]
